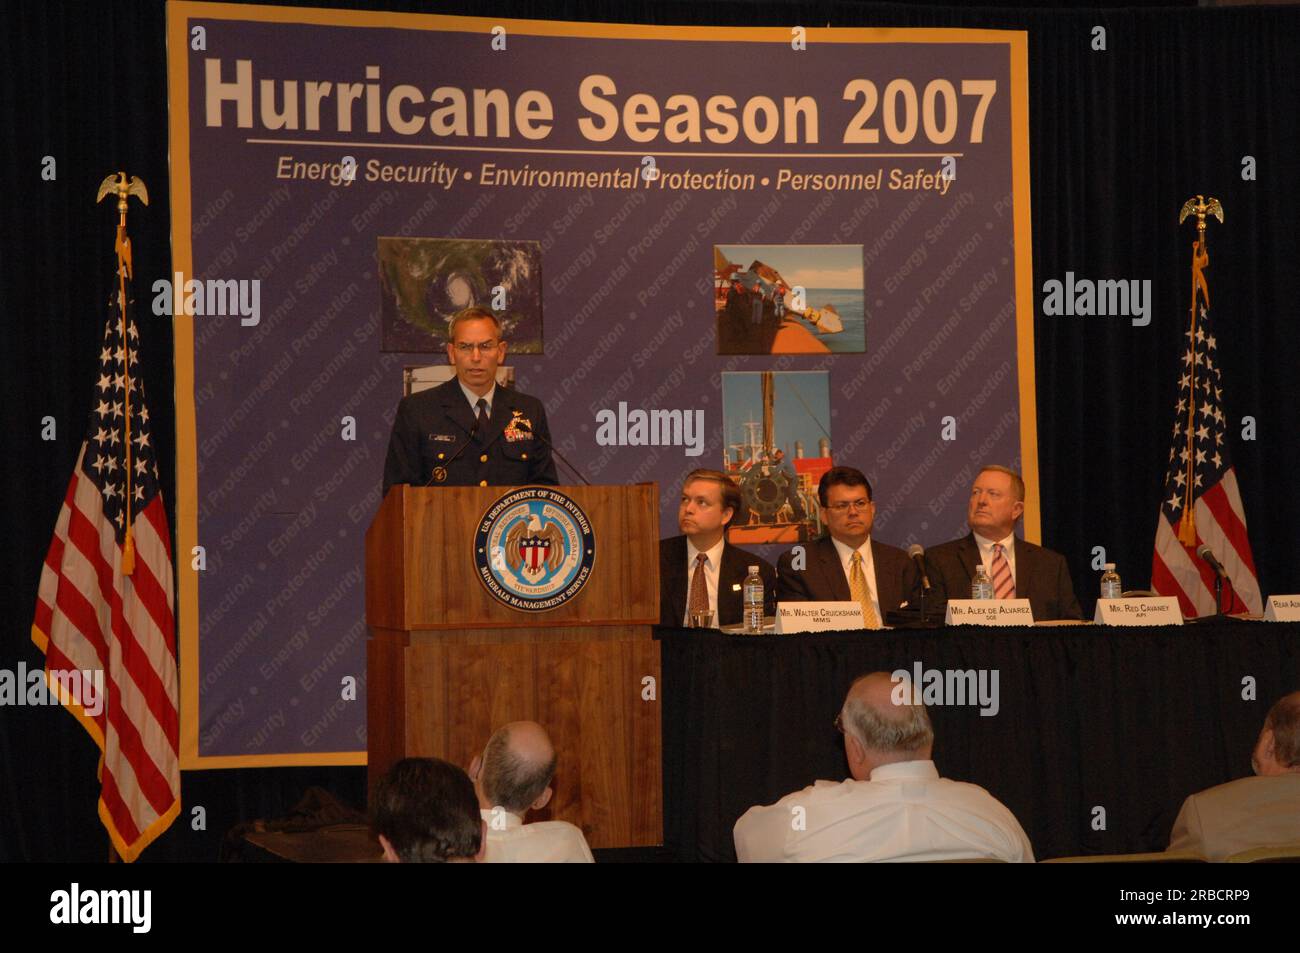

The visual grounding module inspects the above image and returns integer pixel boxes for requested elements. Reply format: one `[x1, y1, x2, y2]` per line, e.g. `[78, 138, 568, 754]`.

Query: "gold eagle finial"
[1178, 194, 1223, 231]
[97, 172, 149, 210]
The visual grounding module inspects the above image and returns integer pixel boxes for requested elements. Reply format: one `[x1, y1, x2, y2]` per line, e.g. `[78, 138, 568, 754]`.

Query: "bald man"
[1167, 691, 1300, 861]
[468, 721, 594, 863]
[733, 673, 1034, 862]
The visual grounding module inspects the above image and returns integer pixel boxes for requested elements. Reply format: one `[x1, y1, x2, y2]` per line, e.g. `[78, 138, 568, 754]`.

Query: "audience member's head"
[1252, 691, 1300, 776]
[838, 672, 934, 781]
[471, 721, 558, 817]
[371, 757, 485, 863]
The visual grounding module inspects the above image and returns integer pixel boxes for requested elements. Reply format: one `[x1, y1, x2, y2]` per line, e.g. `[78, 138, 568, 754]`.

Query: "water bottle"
[1100, 563, 1122, 600]
[743, 566, 765, 633]
[971, 565, 994, 600]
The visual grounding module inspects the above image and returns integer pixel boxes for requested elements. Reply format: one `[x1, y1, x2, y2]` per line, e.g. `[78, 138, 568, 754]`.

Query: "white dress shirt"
[973, 531, 1017, 588]
[831, 536, 882, 623]
[684, 536, 726, 626]
[733, 759, 1034, 863]
[480, 809, 595, 863]
[459, 380, 497, 417]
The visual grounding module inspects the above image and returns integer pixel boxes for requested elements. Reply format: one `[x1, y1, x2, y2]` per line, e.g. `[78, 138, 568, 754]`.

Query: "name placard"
[774, 602, 865, 634]
[1094, 597, 1183, 626]
[1263, 596, 1300, 622]
[944, 599, 1035, 626]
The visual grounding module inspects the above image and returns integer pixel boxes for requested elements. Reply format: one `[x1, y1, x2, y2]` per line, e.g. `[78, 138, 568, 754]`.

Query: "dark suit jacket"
[382, 379, 558, 494]
[658, 535, 776, 628]
[925, 533, 1082, 621]
[774, 535, 917, 617]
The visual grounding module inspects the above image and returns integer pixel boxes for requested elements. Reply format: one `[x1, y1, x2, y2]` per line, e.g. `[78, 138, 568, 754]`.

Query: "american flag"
[1151, 240, 1262, 617]
[31, 285, 181, 861]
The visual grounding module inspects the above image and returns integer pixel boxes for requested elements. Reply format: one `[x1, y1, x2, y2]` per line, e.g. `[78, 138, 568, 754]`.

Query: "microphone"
[424, 410, 520, 485]
[907, 543, 932, 591]
[511, 417, 591, 486]
[1196, 544, 1230, 580]
[886, 544, 941, 629]
[423, 414, 482, 486]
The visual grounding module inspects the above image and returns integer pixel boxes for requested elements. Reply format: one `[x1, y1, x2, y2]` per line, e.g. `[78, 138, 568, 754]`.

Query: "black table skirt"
[658, 622, 1300, 862]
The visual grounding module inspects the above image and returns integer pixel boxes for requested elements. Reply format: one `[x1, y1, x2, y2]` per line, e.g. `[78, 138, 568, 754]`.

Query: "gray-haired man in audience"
[469, 720, 595, 863]
[733, 672, 1034, 862]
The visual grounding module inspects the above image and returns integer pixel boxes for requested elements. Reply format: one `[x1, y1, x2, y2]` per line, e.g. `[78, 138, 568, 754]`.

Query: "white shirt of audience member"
[733, 759, 1034, 863]
[480, 809, 594, 863]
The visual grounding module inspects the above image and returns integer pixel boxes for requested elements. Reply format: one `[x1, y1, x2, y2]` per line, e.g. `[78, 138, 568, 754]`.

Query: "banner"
[166, 3, 1036, 765]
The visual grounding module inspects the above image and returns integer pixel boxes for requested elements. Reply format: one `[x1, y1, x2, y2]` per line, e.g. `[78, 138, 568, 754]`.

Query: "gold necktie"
[850, 551, 881, 630]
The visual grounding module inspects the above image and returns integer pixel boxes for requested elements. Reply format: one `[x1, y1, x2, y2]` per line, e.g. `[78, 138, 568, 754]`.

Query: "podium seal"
[473, 487, 596, 612]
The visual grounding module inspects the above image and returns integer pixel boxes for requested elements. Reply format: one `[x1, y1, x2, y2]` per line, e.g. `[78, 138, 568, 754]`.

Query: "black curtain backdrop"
[660, 624, 1300, 862]
[3, 0, 1297, 861]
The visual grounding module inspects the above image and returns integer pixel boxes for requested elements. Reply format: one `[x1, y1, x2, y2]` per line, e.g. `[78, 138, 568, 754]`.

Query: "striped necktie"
[990, 543, 1016, 599]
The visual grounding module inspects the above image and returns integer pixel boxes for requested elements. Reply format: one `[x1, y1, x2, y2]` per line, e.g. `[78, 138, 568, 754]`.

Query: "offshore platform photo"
[724, 371, 833, 546]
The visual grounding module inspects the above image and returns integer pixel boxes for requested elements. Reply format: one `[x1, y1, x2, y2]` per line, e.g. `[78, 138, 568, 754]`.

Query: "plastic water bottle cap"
[749, 565, 759, 573]
[1103, 563, 1116, 570]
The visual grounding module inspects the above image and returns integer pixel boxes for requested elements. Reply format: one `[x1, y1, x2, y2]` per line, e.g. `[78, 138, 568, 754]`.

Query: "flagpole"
[34, 171, 180, 863]
[95, 173, 150, 575]
[1174, 194, 1223, 546]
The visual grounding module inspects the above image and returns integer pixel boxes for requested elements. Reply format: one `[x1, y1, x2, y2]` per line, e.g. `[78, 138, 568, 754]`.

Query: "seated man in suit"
[371, 757, 485, 863]
[733, 672, 1035, 862]
[775, 466, 916, 629]
[469, 721, 594, 863]
[1167, 691, 1300, 861]
[659, 469, 775, 627]
[926, 465, 1082, 621]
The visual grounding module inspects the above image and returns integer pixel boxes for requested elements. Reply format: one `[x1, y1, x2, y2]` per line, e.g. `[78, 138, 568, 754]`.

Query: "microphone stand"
[1187, 573, 1247, 623]
[513, 419, 591, 486]
[423, 417, 480, 485]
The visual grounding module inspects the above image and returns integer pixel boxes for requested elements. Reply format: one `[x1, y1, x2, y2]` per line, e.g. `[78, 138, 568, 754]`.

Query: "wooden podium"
[364, 483, 661, 848]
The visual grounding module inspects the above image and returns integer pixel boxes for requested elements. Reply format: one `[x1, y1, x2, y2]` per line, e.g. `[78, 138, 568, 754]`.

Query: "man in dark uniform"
[659, 469, 775, 628]
[382, 307, 559, 494]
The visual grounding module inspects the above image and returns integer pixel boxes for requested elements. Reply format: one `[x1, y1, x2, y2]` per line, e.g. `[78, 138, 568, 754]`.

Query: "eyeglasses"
[454, 341, 500, 355]
[826, 500, 871, 512]
[833, 712, 846, 734]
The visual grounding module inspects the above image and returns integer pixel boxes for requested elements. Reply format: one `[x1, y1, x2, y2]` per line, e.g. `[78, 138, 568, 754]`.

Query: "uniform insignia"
[431, 433, 457, 443]
[503, 416, 533, 442]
